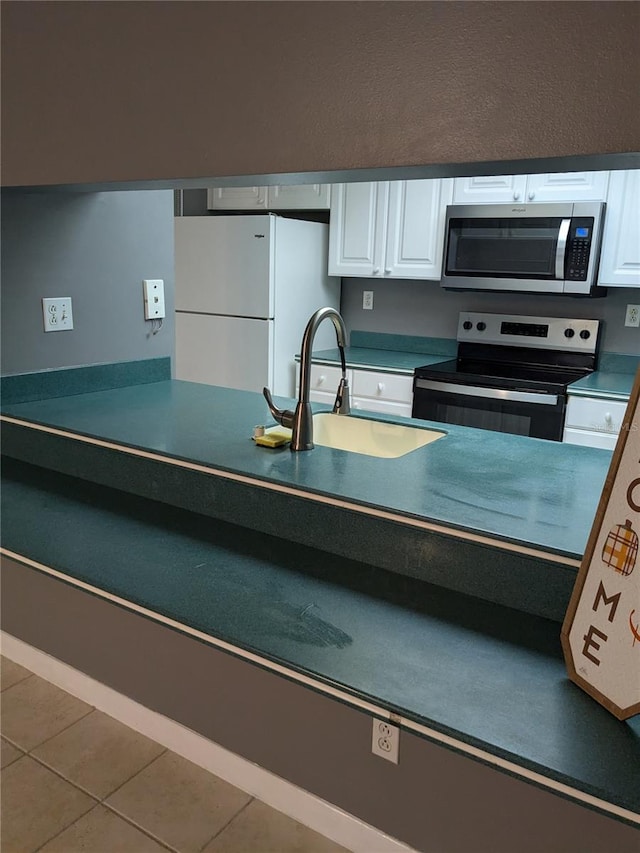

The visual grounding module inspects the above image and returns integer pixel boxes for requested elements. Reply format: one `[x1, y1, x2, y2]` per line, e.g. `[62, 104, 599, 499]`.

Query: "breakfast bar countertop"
[0, 378, 613, 562]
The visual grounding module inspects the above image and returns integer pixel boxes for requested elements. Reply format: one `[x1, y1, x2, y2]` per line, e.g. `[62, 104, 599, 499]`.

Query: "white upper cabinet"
[266, 184, 330, 210]
[384, 179, 454, 278]
[525, 171, 609, 202]
[328, 179, 453, 279]
[207, 186, 267, 210]
[453, 171, 609, 204]
[599, 169, 640, 288]
[452, 175, 528, 204]
[207, 184, 330, 211]
[328, 182, 387, 277]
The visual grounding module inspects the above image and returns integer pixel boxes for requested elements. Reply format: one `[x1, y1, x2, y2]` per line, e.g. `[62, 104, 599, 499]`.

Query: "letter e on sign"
[561, 366, 640, 720]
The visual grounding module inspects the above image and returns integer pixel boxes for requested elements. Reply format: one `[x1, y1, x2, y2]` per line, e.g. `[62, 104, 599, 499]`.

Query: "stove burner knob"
[476, 321, 486, 331]
[580, 329, 591, 340]
[463, 320, 473, 330]
[564, 328, 575, 338]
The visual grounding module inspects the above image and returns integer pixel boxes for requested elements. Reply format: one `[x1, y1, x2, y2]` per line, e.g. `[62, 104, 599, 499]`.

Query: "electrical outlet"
[42, 297, 74, 332]
[625, 304, 640, 328]
[363, 290, 374, 310]
[143, 279, 166, 320]
[371, 718, 399, 764]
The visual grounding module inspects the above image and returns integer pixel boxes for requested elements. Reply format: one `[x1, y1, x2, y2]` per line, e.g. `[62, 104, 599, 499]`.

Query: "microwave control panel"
[566, 218, 594, 281]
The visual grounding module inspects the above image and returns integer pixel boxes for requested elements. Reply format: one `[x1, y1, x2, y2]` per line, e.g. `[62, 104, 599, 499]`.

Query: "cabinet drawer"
[563, 427, 619, 451]
[307, 364, 346, 392]
[352, 370, 413, 404]
[352, 398, 412, 418]
[565, 396, 627, 433]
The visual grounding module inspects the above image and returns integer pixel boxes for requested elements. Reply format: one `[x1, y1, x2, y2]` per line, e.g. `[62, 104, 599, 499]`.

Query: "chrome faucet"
[263, 307, 350, 451]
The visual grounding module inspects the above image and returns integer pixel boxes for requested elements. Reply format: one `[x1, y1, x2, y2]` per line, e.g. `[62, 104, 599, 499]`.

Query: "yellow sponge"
[254, 427, 292, 447]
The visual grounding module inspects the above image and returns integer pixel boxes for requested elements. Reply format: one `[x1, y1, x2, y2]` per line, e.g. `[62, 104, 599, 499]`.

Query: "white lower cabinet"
[300, 364, 414, 417]
[299, 364, 350, 406]
[563, 395, 627, 450]
[351, 369, 413, 417]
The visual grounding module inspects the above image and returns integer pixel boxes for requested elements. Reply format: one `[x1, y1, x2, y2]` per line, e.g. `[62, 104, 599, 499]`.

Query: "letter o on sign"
[627, 478, 640, 512]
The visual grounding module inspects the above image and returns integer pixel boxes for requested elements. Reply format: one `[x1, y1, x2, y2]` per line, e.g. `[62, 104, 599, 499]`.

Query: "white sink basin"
[312, 413, 445, 458]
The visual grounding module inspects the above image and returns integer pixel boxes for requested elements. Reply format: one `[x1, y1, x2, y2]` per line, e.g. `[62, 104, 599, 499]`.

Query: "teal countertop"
[306, 347, 448, 374]
[569, 370, 638, 400]
[3, 457, 639, 821]
[1, 379, 612, 562]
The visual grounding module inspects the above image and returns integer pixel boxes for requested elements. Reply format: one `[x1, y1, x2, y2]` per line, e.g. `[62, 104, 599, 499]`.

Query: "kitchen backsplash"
[340, 278, 640, 356]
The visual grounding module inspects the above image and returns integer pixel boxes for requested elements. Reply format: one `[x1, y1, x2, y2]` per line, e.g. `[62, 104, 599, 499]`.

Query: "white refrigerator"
[174, 214, 341, 397]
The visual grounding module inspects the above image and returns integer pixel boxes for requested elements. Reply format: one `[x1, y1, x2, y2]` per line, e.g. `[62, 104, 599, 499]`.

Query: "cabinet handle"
[377, 382, 385, 394]
[605, 412, 612, 425]
[513, 192, 521, 201]
[372, 267, 380, 275]
[528, 191, 535, 201]
[317, 375, 326, 386]
[384, 267, 392, 275]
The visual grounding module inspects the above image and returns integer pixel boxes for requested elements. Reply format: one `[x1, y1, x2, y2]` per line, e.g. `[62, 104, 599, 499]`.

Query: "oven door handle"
[555, 218, 571, 279]
[414, 379, 560, 406]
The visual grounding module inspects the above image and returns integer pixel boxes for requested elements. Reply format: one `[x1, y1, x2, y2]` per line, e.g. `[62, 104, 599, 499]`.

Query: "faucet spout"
[264, 307, 350, 452]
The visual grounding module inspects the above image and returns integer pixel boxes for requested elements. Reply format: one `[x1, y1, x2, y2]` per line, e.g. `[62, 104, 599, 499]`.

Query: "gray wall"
[1, 191, 175, 375]
[341, 279, 640, 355]
[2, 2, 639, 188]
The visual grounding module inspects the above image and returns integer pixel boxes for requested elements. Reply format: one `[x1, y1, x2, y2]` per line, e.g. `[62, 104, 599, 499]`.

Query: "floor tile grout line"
[197, 796, 255, 851]
[97, 746, 169, 802]
[11, 751, 103, 805]
[29, 799, 97, 853]
[0, 671, 34, 692]
[26, 744, 169, 806]
[21, 706, 97, 755]
[28, 799, 179, 853]
[99, 800, 182, 853]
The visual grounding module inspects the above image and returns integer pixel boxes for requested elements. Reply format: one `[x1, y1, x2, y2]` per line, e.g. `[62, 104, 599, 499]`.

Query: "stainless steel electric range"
[412, 312, 601, 441]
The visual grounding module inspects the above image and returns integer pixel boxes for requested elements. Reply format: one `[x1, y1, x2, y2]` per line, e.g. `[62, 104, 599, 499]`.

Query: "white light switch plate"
[42, 297, 74, 332]
[143, 279, 166, 319]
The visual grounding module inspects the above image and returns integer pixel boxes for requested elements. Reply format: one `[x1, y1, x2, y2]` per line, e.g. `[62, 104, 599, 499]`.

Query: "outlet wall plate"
[362, 290, 374, 310]
[624, 304, 640, 328]
[42, 297, 74, 332]
[371, 718, 399, 764]
[143, 279, 166, 320]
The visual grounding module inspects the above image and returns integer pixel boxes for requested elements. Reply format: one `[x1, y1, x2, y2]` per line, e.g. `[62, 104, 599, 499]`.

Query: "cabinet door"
[207, 187, 267, 210]
[351, 369, 413, 417]
[328, 182, 387, 277]
[266, 184, 330, 210]
[297, 364, 349, 405]
[599, 169, 640, 287]
[525, 171, 609, 202]
[384, 179, 453, 279]
[452, 175, 528, 203]
[563, 428, 618, 450]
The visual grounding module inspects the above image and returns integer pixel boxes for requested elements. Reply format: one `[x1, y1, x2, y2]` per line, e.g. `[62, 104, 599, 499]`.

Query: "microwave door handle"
[555, 218, 571, 279]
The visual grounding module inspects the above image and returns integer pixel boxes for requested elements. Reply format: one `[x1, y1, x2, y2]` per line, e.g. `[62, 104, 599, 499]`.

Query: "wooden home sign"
[562, 367, 640, 720]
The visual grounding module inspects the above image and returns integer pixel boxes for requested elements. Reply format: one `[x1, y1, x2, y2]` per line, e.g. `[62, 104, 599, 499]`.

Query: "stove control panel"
[457, 313, 600, 353]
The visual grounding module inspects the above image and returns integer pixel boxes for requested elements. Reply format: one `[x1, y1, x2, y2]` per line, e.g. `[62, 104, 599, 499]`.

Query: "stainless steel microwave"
[440, 201, 606, 296]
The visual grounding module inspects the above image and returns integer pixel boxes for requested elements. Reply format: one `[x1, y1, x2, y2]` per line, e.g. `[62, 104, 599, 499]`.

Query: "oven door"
[412, 378, 566, 441]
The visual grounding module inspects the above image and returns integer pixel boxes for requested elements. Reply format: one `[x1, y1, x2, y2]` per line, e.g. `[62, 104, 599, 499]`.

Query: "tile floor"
[1, 656, 349, 853]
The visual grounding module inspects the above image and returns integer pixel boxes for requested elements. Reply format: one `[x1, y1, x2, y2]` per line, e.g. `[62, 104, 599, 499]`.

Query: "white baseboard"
[1, 631, 418, 853]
